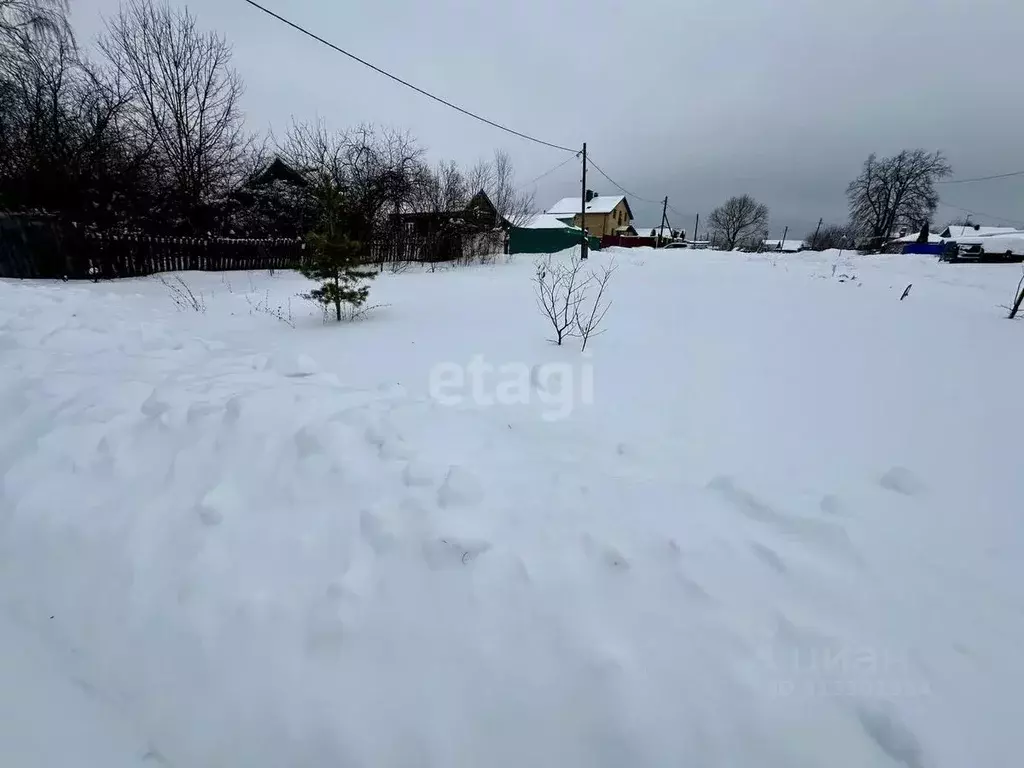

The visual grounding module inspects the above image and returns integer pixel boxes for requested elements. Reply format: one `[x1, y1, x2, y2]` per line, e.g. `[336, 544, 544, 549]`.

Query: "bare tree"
[534, 253, 589, 346]
[574, 262, 615, 352]
[0, 0, 69, 57]
[0, 0, 156, 225]
[99, 0, 247, 231]
[534, 254, 615, 349]
[709, 194, 770, 251]
[280, 119, 425, 262]
[847, 149, 951, 251]
[489, 149, 535, 229]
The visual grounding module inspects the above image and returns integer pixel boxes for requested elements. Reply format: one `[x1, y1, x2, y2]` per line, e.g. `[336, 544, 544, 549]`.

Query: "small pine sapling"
[301, 187, 376, 322]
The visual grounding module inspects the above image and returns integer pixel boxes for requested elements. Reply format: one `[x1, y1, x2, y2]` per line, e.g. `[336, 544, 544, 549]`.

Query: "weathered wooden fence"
[0, 213, 305, 279]
[76, 233, 306, 280]
[1, 212, 504, 280]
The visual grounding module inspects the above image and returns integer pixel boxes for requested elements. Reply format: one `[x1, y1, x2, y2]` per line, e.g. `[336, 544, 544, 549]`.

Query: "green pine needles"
[301, 187, 376, 322]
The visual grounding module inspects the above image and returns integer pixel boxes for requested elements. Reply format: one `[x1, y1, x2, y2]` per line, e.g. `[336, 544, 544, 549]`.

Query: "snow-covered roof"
[764, 239, 805, 252]
[964, 235, 1024, 254]
[943, 225, 1021, 239]
[546, 195, 626, 215]
[893, 232, 945, 244]
[633, 225, 667, 236]
[519, 213, 580, 230]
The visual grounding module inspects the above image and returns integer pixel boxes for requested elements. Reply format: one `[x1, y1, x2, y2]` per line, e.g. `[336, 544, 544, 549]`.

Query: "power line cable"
[241, 0, 578, 154]
[585, 156, 663, 205]
[937, 169, 1024, 185]
[527, 152, 581, 186]
[937, 200, 1024, 228]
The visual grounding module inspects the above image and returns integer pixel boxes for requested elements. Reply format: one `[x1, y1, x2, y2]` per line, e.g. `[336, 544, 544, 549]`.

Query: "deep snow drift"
[2, 249, 1023, 766]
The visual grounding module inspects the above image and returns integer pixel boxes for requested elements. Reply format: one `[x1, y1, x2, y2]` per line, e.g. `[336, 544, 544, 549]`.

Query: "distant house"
[396, 189, 505, 238]
[940, 224, 1022, 239]
[764, 239, 805, 253]
[632, 224, 679, 239]
[546, 191, 634, 238]
[227, 157, 313, 238]
[250, 157, 310, 189]
[388, 190, 506, 262]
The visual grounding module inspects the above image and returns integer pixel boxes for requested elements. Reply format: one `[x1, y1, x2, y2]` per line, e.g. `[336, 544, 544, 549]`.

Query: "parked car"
[664, 241, 688, 249]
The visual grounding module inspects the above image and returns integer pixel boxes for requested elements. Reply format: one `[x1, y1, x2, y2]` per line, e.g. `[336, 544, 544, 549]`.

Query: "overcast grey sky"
[71, 0, 1024, 236]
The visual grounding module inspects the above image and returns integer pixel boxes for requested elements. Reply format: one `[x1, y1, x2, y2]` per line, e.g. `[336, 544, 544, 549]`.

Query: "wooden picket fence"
[0, 213, 306, 280]
[75, 232, 306, 280]
[0, 212, 495, 281]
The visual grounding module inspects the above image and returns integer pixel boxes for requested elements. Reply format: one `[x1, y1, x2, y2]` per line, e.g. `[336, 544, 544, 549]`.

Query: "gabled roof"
[251, 157, 308, 188]
[520, 213, 582, 230]
[893, 232, 944, 243]
[546, 194, 629, 216]
[764, 239, 806, 252]
[942, 224, 1020, 239]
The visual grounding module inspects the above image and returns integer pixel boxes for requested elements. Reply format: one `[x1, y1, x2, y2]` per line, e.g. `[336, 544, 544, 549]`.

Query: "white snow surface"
[2, 249, 1023, 767]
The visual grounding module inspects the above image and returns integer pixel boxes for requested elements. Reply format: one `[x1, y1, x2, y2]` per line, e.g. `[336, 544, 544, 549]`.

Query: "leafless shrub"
[158, 274, 205, 311]
[534, 252, 615, 349]
[575, 262, 615, 351]
[340, 302, 387, 322]
[534, 253, 588, 345]
[246, 290, 294, 327]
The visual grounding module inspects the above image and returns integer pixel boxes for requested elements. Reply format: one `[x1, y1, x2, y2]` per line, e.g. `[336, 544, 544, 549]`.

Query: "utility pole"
[580, 143, 588, 260]
[780, 225, 788, 252]
[811, 217, 823, 250]
[693, 213, 699, 246]
[658, 197, 668, 247]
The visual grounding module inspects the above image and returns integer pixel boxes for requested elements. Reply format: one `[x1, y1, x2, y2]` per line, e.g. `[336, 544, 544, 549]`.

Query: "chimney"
[585, 189, 596, 203]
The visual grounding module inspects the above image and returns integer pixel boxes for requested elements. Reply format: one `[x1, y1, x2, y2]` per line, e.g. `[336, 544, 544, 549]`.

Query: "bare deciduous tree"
[99, 0, 247, 230]
[489, 149, 535, 230]
[280, 119, 423, 248]
[846, 149, 951, 251]
[0, 0, 156, 225]
[534, 253, 615, 349]
[574, 262, 615, 352]
[709, 194, 770, 251]
[0, 0, 69, 57]
[534, 253, 589, 346]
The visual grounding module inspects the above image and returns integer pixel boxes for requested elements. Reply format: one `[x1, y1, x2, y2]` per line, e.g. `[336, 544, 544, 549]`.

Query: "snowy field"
[2, 247, 1023, 767]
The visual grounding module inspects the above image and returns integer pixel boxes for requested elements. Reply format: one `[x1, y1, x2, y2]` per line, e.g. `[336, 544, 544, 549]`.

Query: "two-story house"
[546, 191, 633, 238]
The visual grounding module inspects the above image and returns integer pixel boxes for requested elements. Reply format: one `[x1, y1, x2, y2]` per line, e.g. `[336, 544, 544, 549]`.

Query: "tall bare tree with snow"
[846, 149, 952, 250]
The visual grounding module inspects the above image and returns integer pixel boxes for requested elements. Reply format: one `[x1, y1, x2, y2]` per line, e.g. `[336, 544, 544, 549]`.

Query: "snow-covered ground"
[2, 248, 1022, 766]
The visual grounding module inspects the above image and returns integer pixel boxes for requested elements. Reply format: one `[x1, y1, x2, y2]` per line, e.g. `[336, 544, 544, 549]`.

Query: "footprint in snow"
[855, 704, 926, 768]
[750, 542, 788, 574]
[879, 466, 926, 497]
[707, 475, 859, 564]
[402, 459, 440, 488]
